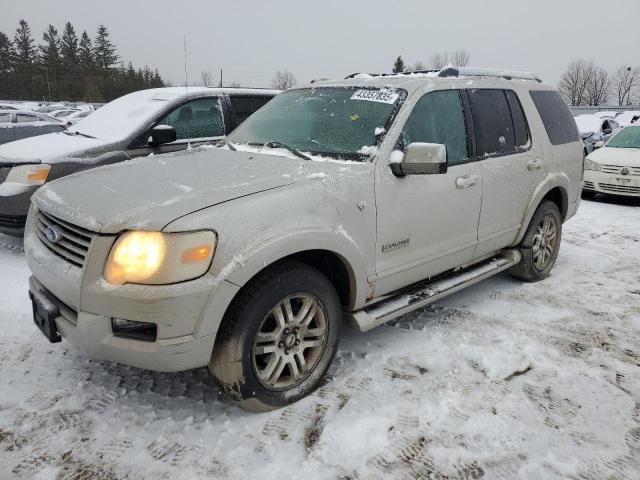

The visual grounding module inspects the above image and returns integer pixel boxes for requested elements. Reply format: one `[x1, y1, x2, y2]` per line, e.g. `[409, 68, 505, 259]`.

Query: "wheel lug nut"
[294, 327, 299, 333]
[278, 341, 284, 348]
[285, 348, 290, 355]
[284, 328, 289, 334]
[295, 340, 300, 346]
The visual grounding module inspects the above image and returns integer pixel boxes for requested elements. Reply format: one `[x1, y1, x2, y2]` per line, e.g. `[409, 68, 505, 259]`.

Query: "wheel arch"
[514, 174, 570, 245]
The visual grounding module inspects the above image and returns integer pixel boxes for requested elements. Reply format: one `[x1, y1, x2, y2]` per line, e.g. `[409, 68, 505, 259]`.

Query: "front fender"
[513, 172, 570, 245]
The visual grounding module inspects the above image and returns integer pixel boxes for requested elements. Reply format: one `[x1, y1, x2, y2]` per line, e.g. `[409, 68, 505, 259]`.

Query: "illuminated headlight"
[584, 158, 601, 171]
[104, 230, 216, 285]
[6, 164, 51, 185]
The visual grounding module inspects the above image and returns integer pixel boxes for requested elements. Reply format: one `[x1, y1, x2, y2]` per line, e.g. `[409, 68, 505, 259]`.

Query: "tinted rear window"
[530, 90, 579, 145]
[505, 90, 530, 148]
[229, 95, 273, 126]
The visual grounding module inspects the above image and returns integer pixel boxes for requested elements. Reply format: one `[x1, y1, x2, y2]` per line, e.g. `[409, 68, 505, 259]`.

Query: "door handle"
[455, 174, 478, 189]
[527, 158, 543, 171]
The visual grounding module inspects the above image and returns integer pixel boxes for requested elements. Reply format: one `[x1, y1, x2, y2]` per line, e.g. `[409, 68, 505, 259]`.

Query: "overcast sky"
[2, 0, 639, 88]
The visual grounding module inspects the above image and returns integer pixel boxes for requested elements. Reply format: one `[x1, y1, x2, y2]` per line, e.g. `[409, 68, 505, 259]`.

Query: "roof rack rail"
[345, 67, 543, 83]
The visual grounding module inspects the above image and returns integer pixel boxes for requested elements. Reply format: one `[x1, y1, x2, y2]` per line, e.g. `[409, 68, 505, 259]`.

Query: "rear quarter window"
[529, 90, 579, 145]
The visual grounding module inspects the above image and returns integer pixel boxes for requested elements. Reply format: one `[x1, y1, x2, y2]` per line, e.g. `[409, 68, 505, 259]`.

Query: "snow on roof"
[66, 87, 279, 141]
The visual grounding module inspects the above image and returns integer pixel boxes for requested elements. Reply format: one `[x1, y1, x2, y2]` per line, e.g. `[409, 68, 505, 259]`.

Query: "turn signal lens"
[6, 164, 51, 185]
[181, 245, 212, 263]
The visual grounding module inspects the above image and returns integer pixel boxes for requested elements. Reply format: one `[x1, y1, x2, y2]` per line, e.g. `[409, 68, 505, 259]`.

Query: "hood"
[0, 132, 112, 165]
[588, 146, 640, 167]
[32, 147, 302, 234]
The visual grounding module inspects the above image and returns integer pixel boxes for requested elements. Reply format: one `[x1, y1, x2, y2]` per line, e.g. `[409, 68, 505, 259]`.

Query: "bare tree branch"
[612, 66, 640, 106]
[271, 70, 296, 90]
[451, 49, 470, 67]
[585, 65, 611, 106]
[201, 70, 213, 87]
[559, 60, 596, 106]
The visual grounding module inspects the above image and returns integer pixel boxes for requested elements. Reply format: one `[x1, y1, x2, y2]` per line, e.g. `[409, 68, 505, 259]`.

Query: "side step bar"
[348, 249, 521, 332]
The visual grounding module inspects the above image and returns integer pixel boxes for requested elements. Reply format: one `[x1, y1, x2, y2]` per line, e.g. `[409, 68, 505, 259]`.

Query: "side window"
[401, 90, 469, 165]
[467, 89, 515, 156]
[16, 114, 37, 123]
[505, 90, 530, 149]
[0, 113, 11, 123]
[229, 95, 273, 126]
[529, 90, 579, 145]
[157, 97, 224, 140]
[602, 120, 612, 134]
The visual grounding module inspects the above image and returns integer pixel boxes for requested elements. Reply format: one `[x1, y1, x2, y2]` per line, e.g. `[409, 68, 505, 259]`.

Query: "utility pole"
[219, 68, 223, 87]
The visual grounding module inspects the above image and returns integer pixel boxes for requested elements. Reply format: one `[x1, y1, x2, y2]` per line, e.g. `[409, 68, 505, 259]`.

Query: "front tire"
[509, 201, 562, 282]
[210, 260, 341, 411]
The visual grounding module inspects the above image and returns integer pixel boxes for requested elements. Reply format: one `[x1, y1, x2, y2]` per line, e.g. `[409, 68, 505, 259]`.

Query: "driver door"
[127, 97, 226, 157]
[373, 90, 482, 295]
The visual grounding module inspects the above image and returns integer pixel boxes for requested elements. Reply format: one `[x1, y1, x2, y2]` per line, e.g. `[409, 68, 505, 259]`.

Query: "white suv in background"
[24, 67, 582, 411]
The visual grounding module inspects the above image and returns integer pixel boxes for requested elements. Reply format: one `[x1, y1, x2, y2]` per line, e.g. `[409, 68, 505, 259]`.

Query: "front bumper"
[24, 208, 240, 372]
[0, 182, 38, 236]
[583, 170, 640, 197]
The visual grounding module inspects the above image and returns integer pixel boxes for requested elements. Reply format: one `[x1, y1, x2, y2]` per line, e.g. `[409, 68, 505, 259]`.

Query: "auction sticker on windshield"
[351, 89, 399, 104]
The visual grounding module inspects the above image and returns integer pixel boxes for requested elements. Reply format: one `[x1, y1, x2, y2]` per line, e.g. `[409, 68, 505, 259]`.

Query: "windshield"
[68, 90, 182, 140]
[606, 126, 640, 149]
[227, 87, 405, 160]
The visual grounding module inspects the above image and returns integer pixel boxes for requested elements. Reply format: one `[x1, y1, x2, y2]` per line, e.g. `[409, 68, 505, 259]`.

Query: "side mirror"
[391, 142, 448, 176]
[594, 140, 605, 149]
[148, 125, 177, 146]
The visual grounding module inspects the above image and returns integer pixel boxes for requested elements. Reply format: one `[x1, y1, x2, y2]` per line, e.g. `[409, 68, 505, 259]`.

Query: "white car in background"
[593, 111, 620, 119]
[63, 110, 92, 126]
[615, 111, 640, 127]
[0, 110, 66, 145]
[49, 109, 81, 120]
[583, 125, 640, 197]
[574, 114, 621, 154]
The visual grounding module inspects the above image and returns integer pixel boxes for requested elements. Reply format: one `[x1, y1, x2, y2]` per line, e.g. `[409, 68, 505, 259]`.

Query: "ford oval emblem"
[45, 225, 63, 244]
[620, 167, 631, 176]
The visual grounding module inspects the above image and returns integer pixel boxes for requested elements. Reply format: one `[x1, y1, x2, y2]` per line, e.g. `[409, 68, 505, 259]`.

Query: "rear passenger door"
[468, 89, 546, 258]
[227, 95, 273, 130]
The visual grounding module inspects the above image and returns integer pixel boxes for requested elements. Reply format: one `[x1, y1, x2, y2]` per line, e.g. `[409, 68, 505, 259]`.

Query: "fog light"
[111, 318, 157, 342]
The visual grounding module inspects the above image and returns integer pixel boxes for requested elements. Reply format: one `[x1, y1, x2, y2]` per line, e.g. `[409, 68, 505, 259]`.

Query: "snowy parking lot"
[0, 197, 639, 480]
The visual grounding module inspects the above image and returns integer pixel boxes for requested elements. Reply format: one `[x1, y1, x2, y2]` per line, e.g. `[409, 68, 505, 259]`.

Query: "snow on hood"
[0, 132, 110, 165]
[32, 148, 303, 234]
[574, 115, 602, 135]
[587, 144, 640, 166]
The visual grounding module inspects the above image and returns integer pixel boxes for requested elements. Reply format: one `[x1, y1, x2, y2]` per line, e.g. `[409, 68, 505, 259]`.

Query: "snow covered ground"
[0, 197, 639, 480]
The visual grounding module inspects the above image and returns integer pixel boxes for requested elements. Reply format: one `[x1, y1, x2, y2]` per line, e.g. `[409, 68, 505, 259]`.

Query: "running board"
[348, 249, 521, 332]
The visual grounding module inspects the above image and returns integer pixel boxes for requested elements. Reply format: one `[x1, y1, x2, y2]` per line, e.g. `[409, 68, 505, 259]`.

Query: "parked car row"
[0, 110, 66, 145]
[0, 87, 279, 236]
[2, 67, 588, 411]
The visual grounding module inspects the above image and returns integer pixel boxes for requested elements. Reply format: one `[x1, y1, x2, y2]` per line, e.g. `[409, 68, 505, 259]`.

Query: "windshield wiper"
[224, 139, 237, 151]
[248, 141, 310, 161]
[64, 130, 96, 139]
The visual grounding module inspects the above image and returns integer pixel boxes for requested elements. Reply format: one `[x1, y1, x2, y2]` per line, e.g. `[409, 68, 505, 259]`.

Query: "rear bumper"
[583, 171, 640, 197]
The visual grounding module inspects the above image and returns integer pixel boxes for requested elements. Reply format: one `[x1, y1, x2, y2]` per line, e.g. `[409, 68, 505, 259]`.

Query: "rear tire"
[209, 260, 341, 412]
[509, 201, 562, 282]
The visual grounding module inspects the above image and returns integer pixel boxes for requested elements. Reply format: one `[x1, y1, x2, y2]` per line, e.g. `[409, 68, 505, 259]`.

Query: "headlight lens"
[104, 230, 216, 285]
[584, 158, 601, 171]
[6, 164, 51, 185]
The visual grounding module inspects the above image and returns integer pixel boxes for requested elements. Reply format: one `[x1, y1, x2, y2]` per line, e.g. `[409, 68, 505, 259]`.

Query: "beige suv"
[24, 67, 582, 411]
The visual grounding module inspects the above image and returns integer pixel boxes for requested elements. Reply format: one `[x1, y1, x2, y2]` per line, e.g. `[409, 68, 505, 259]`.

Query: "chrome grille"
[583, 181, 595, 190]
[598, 183, 640, 195]
[600, 164, 640, 177]
[35, 210, 95, 267]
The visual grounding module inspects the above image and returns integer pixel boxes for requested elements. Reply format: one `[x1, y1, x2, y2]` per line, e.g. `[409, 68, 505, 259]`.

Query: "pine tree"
[0, 32, 14, 72]
[39, 25, 60, 67]
[60, 22, 78, 66]
[78, 31, 93, 69]
[392, 56, 406, 73]
[94, 25, 118, 70]
[13, 19, 37, 65]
